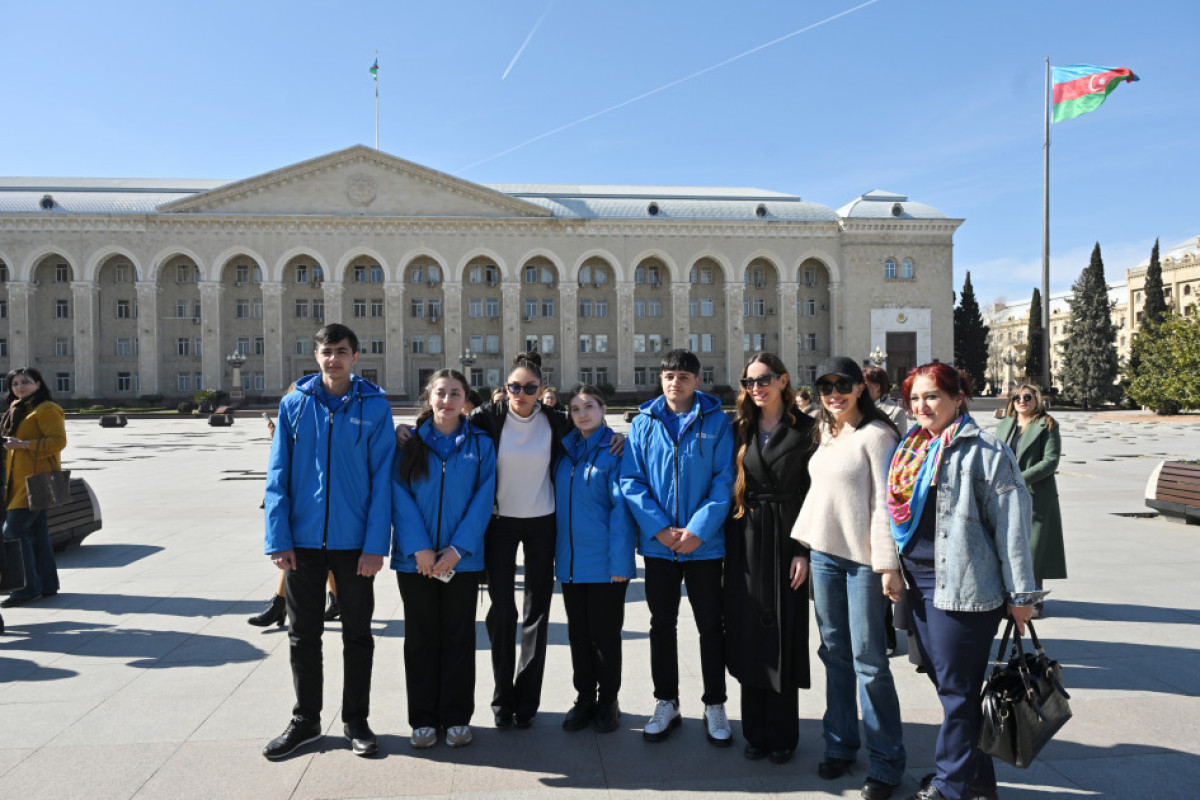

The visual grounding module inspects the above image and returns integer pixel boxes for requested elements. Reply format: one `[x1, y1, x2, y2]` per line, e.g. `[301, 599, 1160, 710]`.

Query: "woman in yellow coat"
[0, 368, 67, 608]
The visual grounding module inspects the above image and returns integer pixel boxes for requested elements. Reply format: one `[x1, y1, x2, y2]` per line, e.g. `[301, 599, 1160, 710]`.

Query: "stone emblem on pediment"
[346, 174, 377, 207]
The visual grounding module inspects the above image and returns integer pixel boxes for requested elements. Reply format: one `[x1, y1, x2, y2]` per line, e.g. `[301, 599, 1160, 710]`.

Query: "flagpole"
[375, 51, 380, 150]
[1041, 57, 1052, 391]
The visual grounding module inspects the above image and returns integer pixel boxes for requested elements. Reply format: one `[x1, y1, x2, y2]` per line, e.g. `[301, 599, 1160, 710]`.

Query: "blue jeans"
[810, 550, 905, 784]
[3, 508, 58, 598]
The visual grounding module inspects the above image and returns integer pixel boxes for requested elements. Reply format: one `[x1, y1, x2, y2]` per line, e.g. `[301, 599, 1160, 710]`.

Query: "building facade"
[0, 146, 961, 401]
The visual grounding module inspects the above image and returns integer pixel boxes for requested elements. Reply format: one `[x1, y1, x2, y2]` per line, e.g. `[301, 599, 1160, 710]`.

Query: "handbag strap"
[25, 438, 61, 475]
[990, 617, 1016, 675]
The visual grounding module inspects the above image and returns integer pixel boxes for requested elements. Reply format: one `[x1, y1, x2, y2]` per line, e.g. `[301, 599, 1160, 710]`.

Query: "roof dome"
[837, 189, 946, 220]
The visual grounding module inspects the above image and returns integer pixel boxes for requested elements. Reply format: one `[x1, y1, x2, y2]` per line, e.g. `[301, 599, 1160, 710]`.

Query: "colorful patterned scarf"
[887, 413, 970, 549]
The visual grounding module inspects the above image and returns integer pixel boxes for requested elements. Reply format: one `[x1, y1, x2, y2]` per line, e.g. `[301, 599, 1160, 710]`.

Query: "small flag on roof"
[1051, 64, 1138, 123]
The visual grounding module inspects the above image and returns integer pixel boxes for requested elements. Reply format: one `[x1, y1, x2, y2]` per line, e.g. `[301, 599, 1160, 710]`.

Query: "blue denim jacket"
[921, 419, 1040, 612]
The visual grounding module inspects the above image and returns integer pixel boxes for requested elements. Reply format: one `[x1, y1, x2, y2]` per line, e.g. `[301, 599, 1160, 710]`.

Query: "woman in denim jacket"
[887, 363, 1040, 800]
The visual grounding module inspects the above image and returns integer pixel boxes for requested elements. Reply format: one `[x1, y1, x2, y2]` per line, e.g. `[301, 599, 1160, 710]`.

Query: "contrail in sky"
[502, 1, 556, 81]
[461, 0, 881, 172]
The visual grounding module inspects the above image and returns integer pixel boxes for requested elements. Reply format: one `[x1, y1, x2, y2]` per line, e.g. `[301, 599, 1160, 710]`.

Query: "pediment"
[156, 145, 552, 218]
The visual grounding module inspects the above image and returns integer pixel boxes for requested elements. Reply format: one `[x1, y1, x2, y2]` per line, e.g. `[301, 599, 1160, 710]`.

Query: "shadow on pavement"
[55, 543, 164, 569]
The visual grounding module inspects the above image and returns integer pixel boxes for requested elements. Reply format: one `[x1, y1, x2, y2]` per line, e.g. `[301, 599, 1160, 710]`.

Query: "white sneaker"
[704, 703, 732, 747]
[642, 698, 681, 741]
[445, 725, 473, 748]
[410, 726, 437, 749]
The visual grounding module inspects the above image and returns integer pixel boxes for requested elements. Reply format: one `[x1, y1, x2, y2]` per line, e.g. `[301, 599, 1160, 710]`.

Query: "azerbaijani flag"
[1051, 64, 1138, 123]
[369, 58, 378, 81]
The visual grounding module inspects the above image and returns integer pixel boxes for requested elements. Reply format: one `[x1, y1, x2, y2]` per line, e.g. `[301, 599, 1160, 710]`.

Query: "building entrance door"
[417, 368, 434, 395]
[886, 332, 917, 387]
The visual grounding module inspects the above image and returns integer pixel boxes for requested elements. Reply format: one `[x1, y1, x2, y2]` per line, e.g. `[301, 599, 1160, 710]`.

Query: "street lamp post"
[1001, 353, 1016, 395]
[226, 350, 247, 403]
[459, 348, 476, 388]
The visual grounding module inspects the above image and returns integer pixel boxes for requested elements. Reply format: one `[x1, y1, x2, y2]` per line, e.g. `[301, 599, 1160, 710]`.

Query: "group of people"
[262, 321, 1062, 800]
[0, 367, 67, 637]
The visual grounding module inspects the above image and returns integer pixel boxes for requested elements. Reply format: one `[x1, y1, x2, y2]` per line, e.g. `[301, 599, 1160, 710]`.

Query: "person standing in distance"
[621, 349, 736, 746]
[262, 324, 396, 760]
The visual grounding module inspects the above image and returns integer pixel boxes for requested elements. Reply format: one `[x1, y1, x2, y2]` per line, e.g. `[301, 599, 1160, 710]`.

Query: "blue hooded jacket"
[390, 416, 496, 573]
[620, 390, 735, 561]
[265, 372, 396, 556]
[553, 425, 637, 583]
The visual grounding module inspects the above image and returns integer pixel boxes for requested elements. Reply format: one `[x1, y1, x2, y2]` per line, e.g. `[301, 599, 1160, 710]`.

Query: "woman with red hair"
[888, 363, 1040, 800]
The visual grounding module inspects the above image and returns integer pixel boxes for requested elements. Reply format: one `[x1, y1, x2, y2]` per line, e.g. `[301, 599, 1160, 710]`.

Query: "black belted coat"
[724, 413, 816, 693]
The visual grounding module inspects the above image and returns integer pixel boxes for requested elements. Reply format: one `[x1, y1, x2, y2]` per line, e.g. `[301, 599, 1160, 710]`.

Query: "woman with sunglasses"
[462, 350, 567, 729]
[790, 357, 905, 799]
[888, 364, 1038, 800]
[724, 353, 817, 764]
[995, 384, 1064, 617]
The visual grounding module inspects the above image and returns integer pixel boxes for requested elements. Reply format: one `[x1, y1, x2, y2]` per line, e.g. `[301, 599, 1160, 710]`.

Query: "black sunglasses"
[1012, 393, 1036, 403]
[815, 377, 855, 396]
[507, 382, 539, 396]
[740, 373, 781, 390]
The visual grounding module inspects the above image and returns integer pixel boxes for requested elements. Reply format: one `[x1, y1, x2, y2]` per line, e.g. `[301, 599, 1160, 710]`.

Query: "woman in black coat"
[724, 352, 817, 764]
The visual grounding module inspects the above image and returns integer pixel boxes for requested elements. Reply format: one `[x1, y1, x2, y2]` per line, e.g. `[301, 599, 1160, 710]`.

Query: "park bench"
[48, 477, 103, 551]
[1145, 461, 1200, 525]
[209, 405, 235, 427]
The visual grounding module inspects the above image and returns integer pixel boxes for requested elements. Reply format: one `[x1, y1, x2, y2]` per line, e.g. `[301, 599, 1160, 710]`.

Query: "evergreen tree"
[953, 271, 990, 390]
[1141, 238, 1168, 326]
[1127, 315, 1200, 413]
[1060, 243, 1120, 408]
[1025, 287, 1044, 384]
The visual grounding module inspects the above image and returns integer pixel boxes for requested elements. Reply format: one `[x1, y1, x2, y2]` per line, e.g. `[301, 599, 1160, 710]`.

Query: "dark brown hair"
[731, 353, 810, 519]
[398, 369, 470, 485]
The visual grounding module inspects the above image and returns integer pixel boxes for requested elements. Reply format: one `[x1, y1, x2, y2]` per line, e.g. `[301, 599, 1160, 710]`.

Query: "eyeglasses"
[1012, 393, 1036, 403]
[739, 373, 781, 390]
[506, 382, 539, 396]
[815, 378, 855, 396]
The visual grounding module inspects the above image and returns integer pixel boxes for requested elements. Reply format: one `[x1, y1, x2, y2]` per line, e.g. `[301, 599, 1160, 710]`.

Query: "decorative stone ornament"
[346, 174, 377, 207]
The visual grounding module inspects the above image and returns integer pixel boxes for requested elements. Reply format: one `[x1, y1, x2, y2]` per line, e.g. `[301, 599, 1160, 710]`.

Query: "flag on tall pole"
[370, 54, 379, 149]
[1051, 64, 1138, 123]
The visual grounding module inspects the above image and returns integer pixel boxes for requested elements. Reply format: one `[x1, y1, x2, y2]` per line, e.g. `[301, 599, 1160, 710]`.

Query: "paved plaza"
[0, 409, 1198, 799]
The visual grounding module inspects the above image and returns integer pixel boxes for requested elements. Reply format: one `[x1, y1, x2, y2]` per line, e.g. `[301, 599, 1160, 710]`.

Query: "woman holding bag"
[1, 367, 67, 609]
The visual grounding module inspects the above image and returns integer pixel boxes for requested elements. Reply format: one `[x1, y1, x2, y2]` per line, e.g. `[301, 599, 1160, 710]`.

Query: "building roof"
[836, 189, 948, 220]
[985, 283, 1127, 323]
[1130, 235, 1200, 273]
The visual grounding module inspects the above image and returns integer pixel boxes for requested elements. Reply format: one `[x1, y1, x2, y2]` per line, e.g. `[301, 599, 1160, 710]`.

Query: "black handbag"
[0, 538, 25, 593]
[25, 440, 71, 512]
[979, 618, 1072, 768]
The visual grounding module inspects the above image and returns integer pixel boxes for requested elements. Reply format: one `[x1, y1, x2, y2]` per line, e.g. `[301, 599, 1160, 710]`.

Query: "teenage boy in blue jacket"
[262, 324, 396, 760]
[621, 349, 735, 746]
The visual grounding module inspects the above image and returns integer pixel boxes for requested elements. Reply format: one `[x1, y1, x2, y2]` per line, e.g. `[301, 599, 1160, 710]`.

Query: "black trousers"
[484, 513, 556, 717]
[397, 570, 481, 729]
[644, 556, 727, 706]
[285, 548, 376, 724]
[561, 581, 628, 704]
[740, 683, 799, 752]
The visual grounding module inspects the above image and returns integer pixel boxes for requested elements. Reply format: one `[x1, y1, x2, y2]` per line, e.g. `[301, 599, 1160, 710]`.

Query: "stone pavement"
[0, 410, 1198, 799]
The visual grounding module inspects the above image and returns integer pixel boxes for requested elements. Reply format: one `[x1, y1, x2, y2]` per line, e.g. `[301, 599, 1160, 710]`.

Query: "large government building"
[0, 146, 961, 401]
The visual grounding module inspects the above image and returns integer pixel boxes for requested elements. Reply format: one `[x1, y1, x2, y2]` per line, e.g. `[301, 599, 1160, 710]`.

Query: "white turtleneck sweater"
[495, 405, 555, 518]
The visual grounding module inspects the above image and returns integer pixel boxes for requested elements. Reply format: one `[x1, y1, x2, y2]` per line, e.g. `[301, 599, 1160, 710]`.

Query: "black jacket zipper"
[322, 407, 335, 549]
[435, 458, 447, 550]
[568, 460, 577, 582]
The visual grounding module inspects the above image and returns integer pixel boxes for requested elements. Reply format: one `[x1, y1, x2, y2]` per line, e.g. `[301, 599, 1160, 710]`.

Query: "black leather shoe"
[818, 756, 855, 780]
[0, 612, 5, 636]
[248, 595, 286, 627]
[744, 742, 768, 760]
[862, 777, 899, 800]
[494, 709, 514, 729]
[918, 772, 997, 800]
[323, 591, 341, 621]
[562, 699, 595, 731]
[263, 718, 322, 760]
[905, 786, 946, 800]
[769, 748, 795, 765]
[514, 712, 535, 729]
[593, 700, 620, 733]
[0, 593, 41, 609]
[344, 719, 378, 757]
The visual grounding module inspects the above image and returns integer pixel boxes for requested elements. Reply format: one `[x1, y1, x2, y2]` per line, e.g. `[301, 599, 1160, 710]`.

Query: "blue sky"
[2, 1, 1195, 306]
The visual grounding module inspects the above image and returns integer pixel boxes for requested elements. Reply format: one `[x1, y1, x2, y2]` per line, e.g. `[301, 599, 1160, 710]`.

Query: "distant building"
[0, 146, 962, 400]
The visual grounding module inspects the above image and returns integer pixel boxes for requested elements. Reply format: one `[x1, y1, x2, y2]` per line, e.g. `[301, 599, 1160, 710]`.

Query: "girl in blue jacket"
[392, 369, 496, 750]
[553, 385, 637, 734]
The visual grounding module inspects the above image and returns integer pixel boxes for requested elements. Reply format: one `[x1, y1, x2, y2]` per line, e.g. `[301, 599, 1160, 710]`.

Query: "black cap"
[814, 356, 864, 384]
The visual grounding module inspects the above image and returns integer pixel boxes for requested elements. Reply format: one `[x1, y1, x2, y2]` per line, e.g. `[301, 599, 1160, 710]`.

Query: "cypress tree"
[953, 271, 990, 390]
[1141, 238, 1168, 326]
[1060, 243, 1120, 408]
[1025, 287, 1044, 384]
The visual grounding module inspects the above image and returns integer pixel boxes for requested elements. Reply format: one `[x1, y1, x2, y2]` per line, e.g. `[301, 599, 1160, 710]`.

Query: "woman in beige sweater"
[791, 357, 904, 800]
